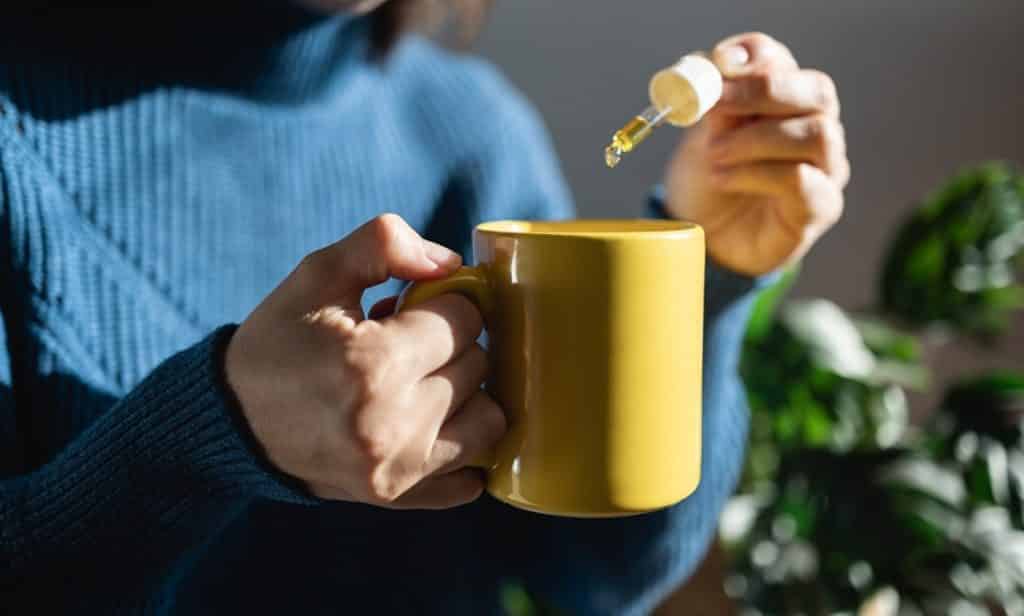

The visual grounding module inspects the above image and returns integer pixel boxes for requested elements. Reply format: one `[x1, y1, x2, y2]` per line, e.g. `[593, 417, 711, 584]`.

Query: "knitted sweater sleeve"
[463, 71, 774, 615]
[0, 193, 309, 607]
[0, 322, 312, 602]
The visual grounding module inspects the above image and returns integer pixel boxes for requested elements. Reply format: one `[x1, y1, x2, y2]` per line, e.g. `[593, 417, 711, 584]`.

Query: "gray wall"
[476, 0, 1023, 404]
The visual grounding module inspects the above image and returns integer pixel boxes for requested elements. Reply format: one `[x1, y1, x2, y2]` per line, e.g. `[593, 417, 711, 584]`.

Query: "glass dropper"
[604, 104, 674, 168]
[603, 52, 724, 169]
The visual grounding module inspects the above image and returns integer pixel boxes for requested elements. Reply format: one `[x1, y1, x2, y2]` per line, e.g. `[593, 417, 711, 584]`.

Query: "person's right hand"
[224, 214, 506, 508]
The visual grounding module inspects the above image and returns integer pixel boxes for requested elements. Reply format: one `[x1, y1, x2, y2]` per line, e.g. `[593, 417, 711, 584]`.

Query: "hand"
[665, 32, 850, 276]
[224, 214, 506, 508]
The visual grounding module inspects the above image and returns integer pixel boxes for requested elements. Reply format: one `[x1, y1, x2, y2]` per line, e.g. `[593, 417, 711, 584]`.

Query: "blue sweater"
[0, 8, 765, 615]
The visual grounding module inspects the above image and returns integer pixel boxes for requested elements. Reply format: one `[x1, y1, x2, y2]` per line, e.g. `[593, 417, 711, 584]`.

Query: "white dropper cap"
[604, 52, 724, 168]
[648, 53, 723, 127]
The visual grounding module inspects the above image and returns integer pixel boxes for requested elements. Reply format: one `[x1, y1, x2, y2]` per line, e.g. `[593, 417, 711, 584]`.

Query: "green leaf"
[870, 359, 931, 391]
[981, 285, 1024, 311]
[905, 234, 947, 281]
[782, 299, 876, 379]
[879, 459, 966, 508]
[966, 457, 997, 505]
[855, 317, 922, 362]
[803, 404, 834, 446]
[746, 263, 801, 342]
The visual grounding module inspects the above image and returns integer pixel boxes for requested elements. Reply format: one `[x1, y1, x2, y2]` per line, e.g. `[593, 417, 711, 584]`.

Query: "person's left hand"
[665, 32, 850, 276]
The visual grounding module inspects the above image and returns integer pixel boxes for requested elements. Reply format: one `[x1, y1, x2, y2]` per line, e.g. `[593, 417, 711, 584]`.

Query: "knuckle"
[832, 122, 848, 159]
[744, 31, 776, 49]
[349, 317, 384, 341]
[350, 414, 395, 466]
[807, 197, 844, 234]
[825, 190, 846, 226]
[792, 164, 845, 228]
[370, 213, 405, 239]
[748, 71, 774, 101]
[352, 368, 389, 408]
[349, 319, 393, 355]
[794, 162, 818, 186]
[810, 70, 839, 111]
[820, 118, 841, 148]
[803, 116, 830, 152]
[342, 344, 393, 406]
[838, 158, 852, 187]
[822, 124, 845, 167]
[303, 305, 358, 337]
[366, 466, 404, 504]
[297, 247, 334, 284]
[369, 214, 410, 258]
[750, 32, 795, 64]
[787, 164, 820, 222]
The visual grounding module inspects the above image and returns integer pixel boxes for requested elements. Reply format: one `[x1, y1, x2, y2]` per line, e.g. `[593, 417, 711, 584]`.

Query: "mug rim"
[476, 218, 702, 239]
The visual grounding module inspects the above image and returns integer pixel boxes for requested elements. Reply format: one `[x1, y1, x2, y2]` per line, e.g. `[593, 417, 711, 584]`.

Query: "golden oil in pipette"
[605, 117, 652, 168]
[604, 105, 671, 168]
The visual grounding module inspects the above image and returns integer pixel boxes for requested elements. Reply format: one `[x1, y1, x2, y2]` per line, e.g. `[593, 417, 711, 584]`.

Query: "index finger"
[716, 69, 840, 118]
[382, 293, 484, 376]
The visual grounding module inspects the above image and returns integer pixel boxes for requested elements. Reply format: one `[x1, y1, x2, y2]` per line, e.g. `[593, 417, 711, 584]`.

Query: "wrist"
[218, 324, 318, 502]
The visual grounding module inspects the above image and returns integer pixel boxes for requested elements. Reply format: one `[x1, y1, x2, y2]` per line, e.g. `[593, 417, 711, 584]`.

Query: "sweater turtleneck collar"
[0, 3, 373, 104]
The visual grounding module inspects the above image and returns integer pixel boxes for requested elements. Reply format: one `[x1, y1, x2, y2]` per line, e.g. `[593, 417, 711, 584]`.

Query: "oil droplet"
[604, 145, 622, 168]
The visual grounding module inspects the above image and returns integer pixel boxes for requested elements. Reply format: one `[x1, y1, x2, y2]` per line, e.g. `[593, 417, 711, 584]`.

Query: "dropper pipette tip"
[604, 145, 622, 168]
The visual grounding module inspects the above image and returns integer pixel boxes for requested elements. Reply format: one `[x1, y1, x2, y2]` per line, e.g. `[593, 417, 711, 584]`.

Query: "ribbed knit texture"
[0, 7, 768, 615]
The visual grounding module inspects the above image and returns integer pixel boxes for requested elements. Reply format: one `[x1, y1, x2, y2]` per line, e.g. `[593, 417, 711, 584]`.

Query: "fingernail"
[423, 240, 462, 269]
[719, 45, 750, 75]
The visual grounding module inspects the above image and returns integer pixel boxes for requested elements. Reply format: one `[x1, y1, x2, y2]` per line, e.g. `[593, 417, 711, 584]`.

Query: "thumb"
[711, 32, 798, 78]
[315, 214, 462, 307]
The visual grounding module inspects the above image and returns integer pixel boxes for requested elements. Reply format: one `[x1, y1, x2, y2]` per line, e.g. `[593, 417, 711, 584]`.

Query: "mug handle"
[394, 265, 494, 317]
[394, 265, 497, 469]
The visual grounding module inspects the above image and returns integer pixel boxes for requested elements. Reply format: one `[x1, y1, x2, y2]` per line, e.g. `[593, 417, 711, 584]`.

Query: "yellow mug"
[396, 219, 705, 517]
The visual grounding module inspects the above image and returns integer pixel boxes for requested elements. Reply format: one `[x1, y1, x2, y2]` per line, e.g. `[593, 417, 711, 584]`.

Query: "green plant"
[724, 163, 1024, 615]
[880, 162, 1024, 337]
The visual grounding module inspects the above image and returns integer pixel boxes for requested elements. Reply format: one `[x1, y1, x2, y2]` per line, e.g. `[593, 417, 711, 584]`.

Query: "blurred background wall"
[476, 0, 1023, 409]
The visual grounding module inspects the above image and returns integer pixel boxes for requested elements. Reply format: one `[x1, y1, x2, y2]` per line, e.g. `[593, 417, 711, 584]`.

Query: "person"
[0, 1, 848, 614]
